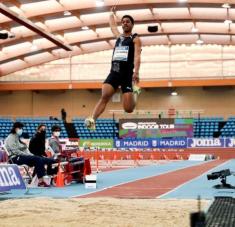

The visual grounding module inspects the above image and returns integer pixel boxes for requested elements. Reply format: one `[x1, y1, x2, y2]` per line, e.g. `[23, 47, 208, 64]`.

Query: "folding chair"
[2, 145, 33, 185]
[46, 145, 60, 159]
[45, 145, 70, 185]
[46, 145, 87, 186]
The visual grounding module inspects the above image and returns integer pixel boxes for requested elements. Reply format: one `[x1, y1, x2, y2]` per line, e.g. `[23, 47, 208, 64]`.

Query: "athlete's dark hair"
[121, 15, 134, 24]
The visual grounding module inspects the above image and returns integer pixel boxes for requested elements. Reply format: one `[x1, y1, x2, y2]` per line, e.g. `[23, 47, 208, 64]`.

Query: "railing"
[108, 109, 205, 118]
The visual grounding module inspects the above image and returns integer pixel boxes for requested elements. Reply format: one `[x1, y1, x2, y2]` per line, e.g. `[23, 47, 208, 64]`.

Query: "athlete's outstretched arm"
[109, 8, 121, 38]
[133, 36, 142, 83]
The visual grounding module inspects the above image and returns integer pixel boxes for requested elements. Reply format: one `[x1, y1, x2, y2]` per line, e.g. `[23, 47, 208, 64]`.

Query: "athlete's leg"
[85, 71, 119, 129]
[85, 83, 115, 130]
[121, 74, 140, 113]
[122, 92, 135, 113]
[92, 83, 115, 120]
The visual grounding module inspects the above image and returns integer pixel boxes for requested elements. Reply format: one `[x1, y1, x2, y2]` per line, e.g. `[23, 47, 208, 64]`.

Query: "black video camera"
[148, 25, 158, 33]
[207, 169, 231, 180]
[0, 32, 15, 39]
[0, 33, 9, 39]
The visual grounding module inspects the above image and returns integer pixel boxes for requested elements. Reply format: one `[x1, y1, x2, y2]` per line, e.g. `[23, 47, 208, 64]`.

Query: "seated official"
[29, 124, 47, 157]
[48, 125, 63, 156]
[29, 124, 57, 175]
[5, 122, 56, 187]
[48, 125, 85, 182]
[48, 125, 79, 158]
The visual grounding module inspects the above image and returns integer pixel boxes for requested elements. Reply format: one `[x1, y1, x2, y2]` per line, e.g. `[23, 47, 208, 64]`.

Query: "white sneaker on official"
[85, 117, 96, 130]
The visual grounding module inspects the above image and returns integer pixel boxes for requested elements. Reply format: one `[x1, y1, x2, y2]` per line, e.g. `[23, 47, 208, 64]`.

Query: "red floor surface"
[80, 160, 226, 199]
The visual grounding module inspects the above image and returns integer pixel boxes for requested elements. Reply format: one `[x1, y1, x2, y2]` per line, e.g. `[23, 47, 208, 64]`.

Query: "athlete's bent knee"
[124, 106, 134, 113]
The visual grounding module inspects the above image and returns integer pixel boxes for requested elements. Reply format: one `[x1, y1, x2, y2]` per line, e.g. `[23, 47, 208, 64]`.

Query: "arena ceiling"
[0, 0, 235, 79]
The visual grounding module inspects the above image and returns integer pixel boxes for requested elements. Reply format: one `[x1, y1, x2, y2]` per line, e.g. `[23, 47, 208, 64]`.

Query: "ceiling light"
[196, 39, 204, 45]
[96, 0, 104, 7]
[224, 19, 232, 25]
[191, 26, 198, 33]
[81, 26, 89, 30]
[171, 91, 178, 96]
[178, 0, 188, 2]
[63, 11, 71, 16]
[222, 3, 231, 8]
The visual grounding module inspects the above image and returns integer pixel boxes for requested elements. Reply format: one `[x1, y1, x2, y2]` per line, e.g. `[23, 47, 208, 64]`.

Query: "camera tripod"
[213, 175, 235, 189]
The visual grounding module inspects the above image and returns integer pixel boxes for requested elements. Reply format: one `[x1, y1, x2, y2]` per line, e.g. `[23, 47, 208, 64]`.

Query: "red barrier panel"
[75, 148, 235, 171]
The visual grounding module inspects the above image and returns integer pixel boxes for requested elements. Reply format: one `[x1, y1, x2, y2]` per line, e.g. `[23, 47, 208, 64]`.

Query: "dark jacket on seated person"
[29, 130, 47, 157]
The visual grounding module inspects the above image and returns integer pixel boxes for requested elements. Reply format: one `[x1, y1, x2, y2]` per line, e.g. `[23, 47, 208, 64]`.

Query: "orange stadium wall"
[0, 87, 235, 120]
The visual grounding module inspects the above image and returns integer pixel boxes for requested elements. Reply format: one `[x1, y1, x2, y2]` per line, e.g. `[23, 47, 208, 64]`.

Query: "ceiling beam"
[1, 2, 234, 28]
[23, 3, 235, 18]
[3, 0, 21, 8]
[0, 3, 72, 51]
[1, 31, 235, 65]
[1, 18, 233, 47]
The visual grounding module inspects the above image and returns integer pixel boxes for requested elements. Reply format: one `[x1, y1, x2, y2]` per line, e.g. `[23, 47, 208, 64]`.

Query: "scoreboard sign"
[119, 118, 193, 139]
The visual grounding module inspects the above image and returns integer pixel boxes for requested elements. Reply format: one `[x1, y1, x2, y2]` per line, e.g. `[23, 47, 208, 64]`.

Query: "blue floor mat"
[161, 159, 235, 200]
[0, 161, 205, 199]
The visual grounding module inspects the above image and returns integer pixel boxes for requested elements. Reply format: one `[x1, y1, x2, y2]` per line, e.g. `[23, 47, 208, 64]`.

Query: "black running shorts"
[104, 70, 133, 93]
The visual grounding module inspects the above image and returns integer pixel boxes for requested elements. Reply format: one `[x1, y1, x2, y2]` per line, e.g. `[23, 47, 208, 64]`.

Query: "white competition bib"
[112, 46, 129, 61]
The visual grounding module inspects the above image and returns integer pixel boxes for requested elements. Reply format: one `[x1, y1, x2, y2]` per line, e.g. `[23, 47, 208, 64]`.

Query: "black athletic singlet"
[111, 33, 137, 73]
[104, 33, 138, 93]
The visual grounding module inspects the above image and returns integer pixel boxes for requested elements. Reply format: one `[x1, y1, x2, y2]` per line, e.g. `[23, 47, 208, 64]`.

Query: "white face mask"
[16, 128, 23, 136]
[53, 131, 60, 137]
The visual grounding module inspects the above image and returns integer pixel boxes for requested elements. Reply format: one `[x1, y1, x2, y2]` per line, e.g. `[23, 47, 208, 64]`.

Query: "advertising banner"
[79, 139, 113, 149]
[187, 138, 225, 148]
[225, 138, 235, 148]
[115, 138, 187, 149]
[59, 138, 79, 150]
[0, 140, 7, 162]
[119, 118, 193, 139]
[115, 139, 157, 149]
[158, 138, 187, 148]
[0, 164, 26, 192]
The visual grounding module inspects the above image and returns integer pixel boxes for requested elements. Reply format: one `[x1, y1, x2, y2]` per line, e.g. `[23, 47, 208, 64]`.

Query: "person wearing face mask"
[29, 124, 47, 157]
[29, 124, 57, 176]
[48, 125, 62, 155]
[48, 125, 85, 182]
[5, 122, 55, 187]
